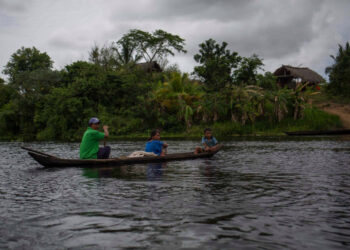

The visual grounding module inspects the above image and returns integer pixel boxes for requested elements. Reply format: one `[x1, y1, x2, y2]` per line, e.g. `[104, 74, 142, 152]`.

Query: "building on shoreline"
[136, 61, 162, 73]
[274, 65, 324, 89]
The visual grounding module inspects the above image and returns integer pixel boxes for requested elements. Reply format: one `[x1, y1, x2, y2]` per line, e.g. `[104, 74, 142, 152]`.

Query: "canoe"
[285, 129, 350, 136]
[22, 146, 222, 168]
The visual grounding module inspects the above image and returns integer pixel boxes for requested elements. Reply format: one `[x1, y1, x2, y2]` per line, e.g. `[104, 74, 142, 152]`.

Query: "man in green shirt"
[80, 117, 110, 159]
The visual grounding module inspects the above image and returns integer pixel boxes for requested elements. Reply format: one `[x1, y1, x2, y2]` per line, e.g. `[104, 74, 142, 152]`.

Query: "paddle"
[103, 125, 109, 147]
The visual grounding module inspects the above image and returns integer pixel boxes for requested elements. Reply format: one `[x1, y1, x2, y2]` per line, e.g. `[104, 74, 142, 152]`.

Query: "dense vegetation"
[325, 42, 350, 97]
[0, 30, 342, 141]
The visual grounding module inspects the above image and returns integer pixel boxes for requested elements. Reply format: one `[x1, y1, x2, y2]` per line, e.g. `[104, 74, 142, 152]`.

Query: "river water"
[0, 137, 350, 249]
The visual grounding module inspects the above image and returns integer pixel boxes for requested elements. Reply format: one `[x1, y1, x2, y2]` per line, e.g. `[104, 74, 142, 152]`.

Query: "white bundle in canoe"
[127, 151, 158, 158]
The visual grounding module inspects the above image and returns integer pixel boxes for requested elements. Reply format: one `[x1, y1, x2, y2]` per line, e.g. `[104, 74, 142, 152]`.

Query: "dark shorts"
[97, 146, 111, 159]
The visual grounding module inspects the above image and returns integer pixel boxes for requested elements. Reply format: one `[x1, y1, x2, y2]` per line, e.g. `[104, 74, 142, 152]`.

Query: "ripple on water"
[0, 138, 350, 249]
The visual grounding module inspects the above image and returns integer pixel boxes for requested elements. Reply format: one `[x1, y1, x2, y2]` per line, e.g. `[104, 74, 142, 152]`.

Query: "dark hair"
[204, 128, 212, 133]
[148, 129, 160, 141]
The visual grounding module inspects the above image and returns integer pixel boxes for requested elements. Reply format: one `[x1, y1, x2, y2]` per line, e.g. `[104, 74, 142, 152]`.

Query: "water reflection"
[198, 159, 217, 177]
[82, 162, 167, 181]
[83, 165, 142, 179]
[146, 162, 166, 181]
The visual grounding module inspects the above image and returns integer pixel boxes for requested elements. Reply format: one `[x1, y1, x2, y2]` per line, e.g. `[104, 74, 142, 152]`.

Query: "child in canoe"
[145, 129, 168, 156]
[195, 128, 220, 154]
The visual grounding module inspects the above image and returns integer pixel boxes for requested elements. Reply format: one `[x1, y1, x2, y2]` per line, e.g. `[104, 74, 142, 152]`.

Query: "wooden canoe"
[22, 146, 222, 168]
[285, 129, 350, 136]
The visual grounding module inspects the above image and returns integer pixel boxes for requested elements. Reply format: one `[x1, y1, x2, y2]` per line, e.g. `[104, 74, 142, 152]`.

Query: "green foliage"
[36, 61, 109, 140]
[190, 107, 341, 136]
[300, 107, 341, 130]
[256, 72, 278, 90]
[121, 29, 187, 63]
[147, 72, 203, 131]
[1, 47, 59, 140]
[3, 47, 53, 85]
[234, 54, 264, 85]
[0, 82, 16, 107]
[89, 44, 119, 71]
[114, 35, 143, 66]
[193, 39, 241, 91]
[0, 100, 20, 136]
[1, 36, 341, 140]
[61, 61, 101, 85]
[89, 28, 186, 71]
[37, 87, 83, 138]
[89, 41, 142, 70]
[325, 41, 350, 97]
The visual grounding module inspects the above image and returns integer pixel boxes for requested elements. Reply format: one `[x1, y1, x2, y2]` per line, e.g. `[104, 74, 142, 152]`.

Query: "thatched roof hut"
[136, 61, 162, 73]
[273, 65, 324, 88]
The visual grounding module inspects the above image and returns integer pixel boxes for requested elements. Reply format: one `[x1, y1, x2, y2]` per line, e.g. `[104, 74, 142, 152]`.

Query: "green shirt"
[80, 127, 105, 159]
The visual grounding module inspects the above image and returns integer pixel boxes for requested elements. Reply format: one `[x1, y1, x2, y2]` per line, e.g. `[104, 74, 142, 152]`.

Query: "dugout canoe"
[22, 146, 222, 168]
[284, 129, 350, 136]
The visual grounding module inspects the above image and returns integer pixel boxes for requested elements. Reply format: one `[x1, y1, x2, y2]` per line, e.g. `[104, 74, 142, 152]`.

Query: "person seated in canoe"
[195, 128, 220, 154]
[80, 117, 110, 159]
[145, 129, 168, 156]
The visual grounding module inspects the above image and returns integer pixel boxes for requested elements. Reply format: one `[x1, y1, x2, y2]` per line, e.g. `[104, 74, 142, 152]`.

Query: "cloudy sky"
[1, 0, 350, 80]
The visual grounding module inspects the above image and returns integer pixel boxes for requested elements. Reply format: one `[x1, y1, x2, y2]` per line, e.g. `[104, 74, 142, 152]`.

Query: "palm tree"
[88, 44, 118, 70]
[113, 37, 142, 66]
[264, 88, 291, 122]
[223, 85, 264, 125]
[325, 42, 350, 96]
[150, 72, 203, 130]
[291, 82, 319, 119]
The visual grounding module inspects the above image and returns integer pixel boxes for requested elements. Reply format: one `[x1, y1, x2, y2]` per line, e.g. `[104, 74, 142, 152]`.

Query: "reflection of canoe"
[285, 129, 350, 136]
[22, 146, 222, 168]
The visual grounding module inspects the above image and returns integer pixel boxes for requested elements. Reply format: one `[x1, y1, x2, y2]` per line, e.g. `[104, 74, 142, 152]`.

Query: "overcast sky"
[1, 0, 350, 80]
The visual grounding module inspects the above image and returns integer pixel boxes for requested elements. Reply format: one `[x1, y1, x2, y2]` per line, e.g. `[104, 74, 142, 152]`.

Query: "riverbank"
[319, 104, 350, 128]
[0, 107, 341, 142]
[314, 102, 350, 129]
[311, 91, 350, 129]
[109, 107, 341, 140]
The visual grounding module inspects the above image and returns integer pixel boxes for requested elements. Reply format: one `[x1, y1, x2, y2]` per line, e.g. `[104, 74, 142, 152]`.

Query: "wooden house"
[273, 65, 324, 89]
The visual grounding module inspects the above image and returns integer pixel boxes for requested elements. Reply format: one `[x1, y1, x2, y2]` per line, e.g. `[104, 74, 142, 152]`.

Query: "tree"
[256, 72, 278, 90]
[234, 54, 264, 85]
[1, 47, 58, 140]
[0, 69, 62, 140]
[146, 72, 203, 130]
[0, 82, 15, 108]
[121, 29, 187, 64]
[3, 47, 53, 85]
[193, 39, 241, 91]
[36, 61, 105, 140]
[89, 44, 118, 71]
[325, 41, 350, 97]
[114, 36, 142, 66]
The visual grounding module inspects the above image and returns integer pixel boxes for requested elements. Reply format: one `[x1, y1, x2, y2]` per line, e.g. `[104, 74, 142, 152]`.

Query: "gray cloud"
[152, 0, 257, 21]
[0, 0, 349, 79]
[0, 0, 33, 13]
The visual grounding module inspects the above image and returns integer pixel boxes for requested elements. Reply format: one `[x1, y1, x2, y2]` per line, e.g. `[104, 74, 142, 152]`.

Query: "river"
[0, 137, 349, 249]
